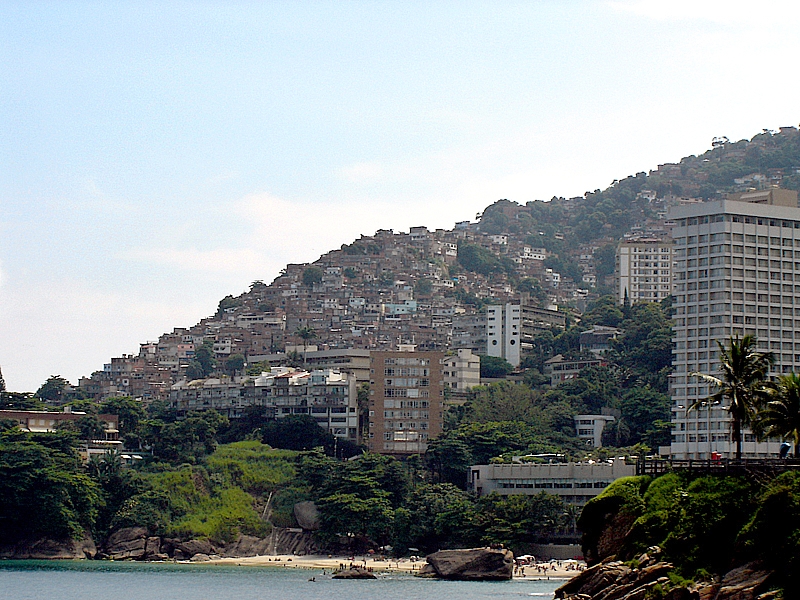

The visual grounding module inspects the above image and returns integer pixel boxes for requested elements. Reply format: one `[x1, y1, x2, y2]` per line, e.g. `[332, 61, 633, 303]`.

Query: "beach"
[207, 553, 583, 579]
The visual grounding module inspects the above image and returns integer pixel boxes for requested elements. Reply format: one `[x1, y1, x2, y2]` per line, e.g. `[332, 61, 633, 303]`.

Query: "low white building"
[470, 460, 636, 505]
[574, 414, 616, 447]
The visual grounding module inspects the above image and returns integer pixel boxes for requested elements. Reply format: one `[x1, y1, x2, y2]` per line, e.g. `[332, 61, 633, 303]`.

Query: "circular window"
[509, 339, 516, 345]
[492, 340, 498, 345]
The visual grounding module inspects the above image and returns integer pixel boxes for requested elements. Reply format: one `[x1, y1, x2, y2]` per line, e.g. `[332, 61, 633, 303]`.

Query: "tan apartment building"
[615, 237, 674, 304]
[368, 350, 445, 455]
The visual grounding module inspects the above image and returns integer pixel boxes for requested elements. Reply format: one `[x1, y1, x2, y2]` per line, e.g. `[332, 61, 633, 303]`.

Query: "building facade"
[470, 460, 636, 505]
[443, 349, 481, 394]
[615, 237, 674, 304]
[169, 368, 359, 442]
[487, 304, 521, 367]
[668, 193, 800, 459]
[368, 350, 444, 455]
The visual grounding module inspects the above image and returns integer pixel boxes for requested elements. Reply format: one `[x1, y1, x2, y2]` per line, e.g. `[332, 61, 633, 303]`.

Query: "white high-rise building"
[487, 304, 521, 367]
[615, 237, 674, 305]
[668, 190, 800, 459]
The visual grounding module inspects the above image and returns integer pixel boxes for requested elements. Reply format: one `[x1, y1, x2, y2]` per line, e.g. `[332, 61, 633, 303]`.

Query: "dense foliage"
[580, 471, 800, 595]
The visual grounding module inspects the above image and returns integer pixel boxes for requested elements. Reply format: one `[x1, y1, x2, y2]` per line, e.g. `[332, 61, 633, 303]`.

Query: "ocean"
[0, 560, 563, 600]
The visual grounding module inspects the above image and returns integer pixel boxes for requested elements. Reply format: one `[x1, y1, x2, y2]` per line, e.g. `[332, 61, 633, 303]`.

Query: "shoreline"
[204, 553, 582, 579]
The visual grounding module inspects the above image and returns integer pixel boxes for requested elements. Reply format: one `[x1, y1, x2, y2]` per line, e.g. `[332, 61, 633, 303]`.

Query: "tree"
[302, 266, 323, 287]
[479, 355, 514, 378]
[295, 326, 317, 365]
[0, 365, 5, 393]
[0, 429, 101, 543]
[225, 353, 245, 375]
[690, 335, 773, 460]
[754, 373, 800, 456]
[35, 375, 71, 404]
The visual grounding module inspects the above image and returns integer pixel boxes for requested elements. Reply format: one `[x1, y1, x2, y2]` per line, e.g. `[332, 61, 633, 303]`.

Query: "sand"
[206, 553, 583, 579]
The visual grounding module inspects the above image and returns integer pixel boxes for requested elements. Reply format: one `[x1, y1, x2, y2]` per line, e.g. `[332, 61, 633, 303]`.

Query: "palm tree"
[690, 335, 773, 460]
[753, 373, 800, 457]
[295, 326, 317, 367]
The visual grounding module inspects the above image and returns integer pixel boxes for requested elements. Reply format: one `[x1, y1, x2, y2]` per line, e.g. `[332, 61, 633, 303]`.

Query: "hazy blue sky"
[2, 1, 799, 391]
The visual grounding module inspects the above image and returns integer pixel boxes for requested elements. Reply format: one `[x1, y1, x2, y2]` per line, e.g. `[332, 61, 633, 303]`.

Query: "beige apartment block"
[368, 350, 444, 455]
[615, 237, 674, 304]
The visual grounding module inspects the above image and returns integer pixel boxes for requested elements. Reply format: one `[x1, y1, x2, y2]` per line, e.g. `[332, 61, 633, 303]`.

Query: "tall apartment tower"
[668, 192, 800, 459]
[615, 237, 674, 305]
[486, 304, 521, 367]
[368, 350, 444, 455]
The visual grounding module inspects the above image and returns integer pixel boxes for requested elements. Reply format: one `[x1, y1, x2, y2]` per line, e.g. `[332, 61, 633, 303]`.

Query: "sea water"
[0, 560, 562, 600]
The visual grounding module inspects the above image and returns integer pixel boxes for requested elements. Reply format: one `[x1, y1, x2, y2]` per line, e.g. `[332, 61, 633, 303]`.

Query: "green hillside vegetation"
[579, 471, 800, 596]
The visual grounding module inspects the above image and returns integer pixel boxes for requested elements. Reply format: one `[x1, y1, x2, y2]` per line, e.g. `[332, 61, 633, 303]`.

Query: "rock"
[715, 562, 773, 600]
[190, 553, 211, 562]
[0, 533, 97, 560]
[414, 563, 438, 578]
[293, 501, 321, 531]
[557, 560, 677, 600]
[144, 537, 161, 558]
[557, 560, 631, 598]
[332, 568, 376, 579]
[105, 527, 148, 560]
[663, 588, 699, 600]
[175, 539, 217, 559]
[425, 547, 514, 581]
[222, 534, 272, 558]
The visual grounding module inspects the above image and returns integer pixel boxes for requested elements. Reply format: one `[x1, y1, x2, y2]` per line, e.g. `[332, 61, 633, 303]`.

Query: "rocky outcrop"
[332, 568, 377, 579]
[221, 534, 272, 557]
[555, 549, 778, 600]
[294, 501, 321, 531]
[105, 527, 148, 560]
[422, 547, 514, 581]
[0, 533, 96, 559]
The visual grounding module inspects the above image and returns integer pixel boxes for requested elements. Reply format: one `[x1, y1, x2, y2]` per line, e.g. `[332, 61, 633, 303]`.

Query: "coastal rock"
[555, 560, 676, 600]
[332, 568, 376, 579]
[175, 538, 217, 559]
[425, 547, 514, 581]
[105, 527, 148, 560]
[190, 553, 211, 562]
[294, 501, 321, 531]
[221, 534, 272, 558]
[144, 537, 161, 558]
[415, 563, 438, 578]
[714, 562, 773, 600]
[0, 533, 97, 560]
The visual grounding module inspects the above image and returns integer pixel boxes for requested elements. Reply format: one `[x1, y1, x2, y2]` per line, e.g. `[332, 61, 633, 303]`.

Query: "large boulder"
[221, 534, 272, 558]
[173, 539, 217, 560]
[0, 533, 96, 559]
[105, 527, 148, 560]
[424, 547, 514, 581]
[714, 562, 773, 600]
[333, 568, 377, 579]
[294, 501, 321, 531]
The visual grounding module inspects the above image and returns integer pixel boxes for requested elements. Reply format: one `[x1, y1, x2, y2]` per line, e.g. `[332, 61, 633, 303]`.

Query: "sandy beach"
[207, 553, 583, 579]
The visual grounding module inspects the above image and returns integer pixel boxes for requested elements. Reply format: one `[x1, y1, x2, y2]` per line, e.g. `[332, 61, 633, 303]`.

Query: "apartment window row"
[675, 215, 800, 228]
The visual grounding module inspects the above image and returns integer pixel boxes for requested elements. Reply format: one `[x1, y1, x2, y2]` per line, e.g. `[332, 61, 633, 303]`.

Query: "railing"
[636, 457, 800, 477]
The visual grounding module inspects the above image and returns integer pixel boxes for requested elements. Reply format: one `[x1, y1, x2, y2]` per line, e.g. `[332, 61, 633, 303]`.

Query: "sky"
[2, 1, 800, 392]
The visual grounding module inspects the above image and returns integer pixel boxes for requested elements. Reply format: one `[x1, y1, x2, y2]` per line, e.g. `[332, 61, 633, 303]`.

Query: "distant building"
[668, 192, 800, 459]
[579, 325, 621, 356]
[470, 460, 636, 505]
[574, 414, 616, 447]
[368, 350, 444, 455]
[615, 237, 674, 305]
[443, 349, 481, 397]
[487, 304, 521, 367]
[543, 354, 603, 386]
[170, 368, 359, 442]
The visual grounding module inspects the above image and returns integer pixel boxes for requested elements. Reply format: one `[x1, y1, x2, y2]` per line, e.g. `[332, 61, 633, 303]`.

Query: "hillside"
[13, 124, 800, 405]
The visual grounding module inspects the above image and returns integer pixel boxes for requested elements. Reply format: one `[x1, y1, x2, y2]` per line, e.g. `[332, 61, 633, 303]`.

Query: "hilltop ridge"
[65, 124, 800, 401]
